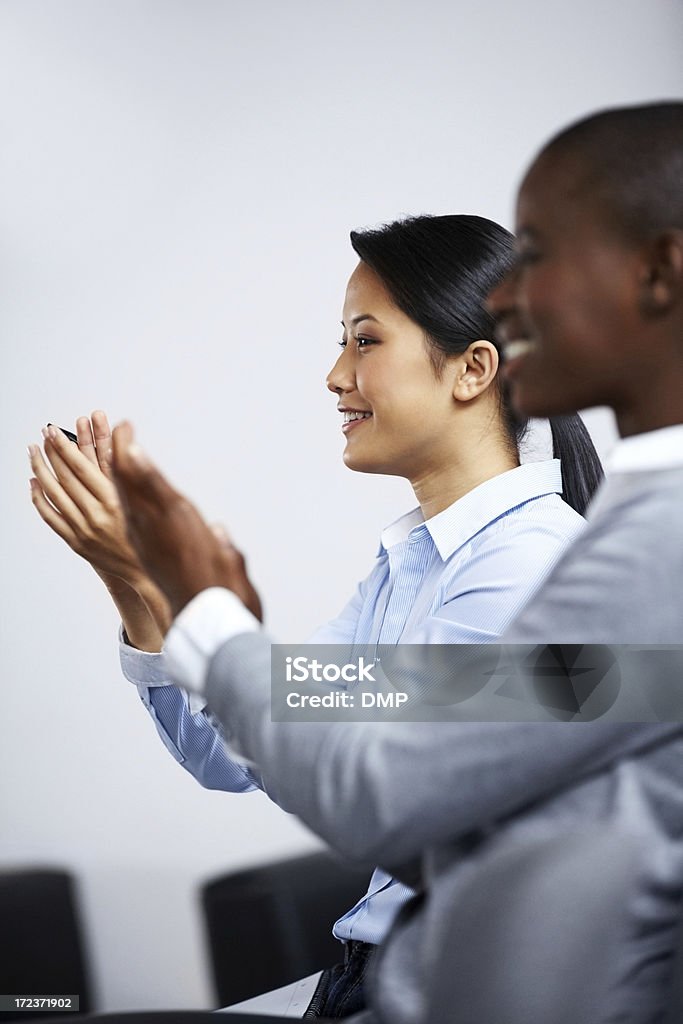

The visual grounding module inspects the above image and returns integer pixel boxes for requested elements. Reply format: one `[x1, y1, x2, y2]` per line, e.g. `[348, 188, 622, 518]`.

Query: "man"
[111, 103, 683, 1022]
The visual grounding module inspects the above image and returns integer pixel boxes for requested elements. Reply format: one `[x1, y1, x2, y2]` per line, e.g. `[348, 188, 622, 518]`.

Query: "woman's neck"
[411, 443, 519, 521]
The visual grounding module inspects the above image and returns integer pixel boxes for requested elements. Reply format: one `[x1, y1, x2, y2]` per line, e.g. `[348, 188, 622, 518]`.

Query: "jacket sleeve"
[204, 630, 683, 866]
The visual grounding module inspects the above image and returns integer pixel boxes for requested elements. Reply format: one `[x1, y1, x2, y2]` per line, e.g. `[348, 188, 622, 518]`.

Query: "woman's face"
[327, 261, 462, 479]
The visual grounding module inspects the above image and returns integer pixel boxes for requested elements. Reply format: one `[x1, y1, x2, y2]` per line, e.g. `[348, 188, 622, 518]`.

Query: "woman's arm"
[29, 412, 262, 792]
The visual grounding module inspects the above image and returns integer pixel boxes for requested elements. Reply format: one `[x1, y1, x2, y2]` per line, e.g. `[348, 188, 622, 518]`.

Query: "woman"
[29, 214, 603, 1017]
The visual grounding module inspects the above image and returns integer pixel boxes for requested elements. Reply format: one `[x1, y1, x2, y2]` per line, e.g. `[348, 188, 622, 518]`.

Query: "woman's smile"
[340, 408, 374, 434]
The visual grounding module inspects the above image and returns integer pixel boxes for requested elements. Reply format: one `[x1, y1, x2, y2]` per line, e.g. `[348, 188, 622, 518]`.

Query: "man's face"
[487, 151, 645, 421]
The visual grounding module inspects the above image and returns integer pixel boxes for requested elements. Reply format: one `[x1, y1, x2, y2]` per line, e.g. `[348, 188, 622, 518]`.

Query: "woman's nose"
[326, 348, 355, 394]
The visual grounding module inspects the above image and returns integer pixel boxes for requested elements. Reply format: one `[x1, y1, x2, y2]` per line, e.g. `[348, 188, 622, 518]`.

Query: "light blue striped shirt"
[120, 459, 585, 944]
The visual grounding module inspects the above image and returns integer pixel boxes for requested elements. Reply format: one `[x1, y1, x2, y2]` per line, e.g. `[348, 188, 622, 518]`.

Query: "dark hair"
[350, 214, 603, 515]
[536, 102, 683, 240]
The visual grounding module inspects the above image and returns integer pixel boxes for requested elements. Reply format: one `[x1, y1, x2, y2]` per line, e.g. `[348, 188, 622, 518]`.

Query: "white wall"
[1, 0, 681, 1011]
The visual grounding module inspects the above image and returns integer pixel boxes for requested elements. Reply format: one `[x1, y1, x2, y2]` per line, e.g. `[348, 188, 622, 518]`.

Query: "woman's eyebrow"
[340, 314, 381, 328]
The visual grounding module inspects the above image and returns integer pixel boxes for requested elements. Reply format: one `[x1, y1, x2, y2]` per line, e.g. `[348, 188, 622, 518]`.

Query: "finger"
[111, 422, 180, 510]
[91, 409, 114, 477]
[28, 445, 88, 530]
[76, 416, 98, 466]
[29, 477, 79, 546]
[43, 432, 117, 517]
[44, 424, 116, 505]
[111, 420, 134, 474]
[43, 436, 101, 514]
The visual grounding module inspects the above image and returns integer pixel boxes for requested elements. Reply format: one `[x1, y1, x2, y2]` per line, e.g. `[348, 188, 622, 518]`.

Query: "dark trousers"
[303, 940, 375, 1019]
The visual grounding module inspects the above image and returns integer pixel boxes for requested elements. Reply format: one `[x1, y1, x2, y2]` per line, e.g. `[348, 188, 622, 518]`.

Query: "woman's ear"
[452, 341, 500, 402]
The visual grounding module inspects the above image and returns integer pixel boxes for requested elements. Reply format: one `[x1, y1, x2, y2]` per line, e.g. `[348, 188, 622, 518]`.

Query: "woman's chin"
[342, 449, 399, 477]
[343, 451, 370, 472]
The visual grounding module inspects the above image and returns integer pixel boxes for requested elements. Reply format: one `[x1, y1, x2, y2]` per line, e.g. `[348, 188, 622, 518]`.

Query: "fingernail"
[41, 427, 49, 440]
[47, 425, 58, 440]
[27, 444, 37, 461]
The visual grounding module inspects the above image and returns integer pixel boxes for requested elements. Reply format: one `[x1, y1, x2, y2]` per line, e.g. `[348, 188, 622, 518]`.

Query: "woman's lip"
[341, 415, 372, 434]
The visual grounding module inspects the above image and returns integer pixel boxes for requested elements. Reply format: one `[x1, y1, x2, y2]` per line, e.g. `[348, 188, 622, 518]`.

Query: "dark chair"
[199, 850, 370, 1007]
[0, 868, 93, 1020]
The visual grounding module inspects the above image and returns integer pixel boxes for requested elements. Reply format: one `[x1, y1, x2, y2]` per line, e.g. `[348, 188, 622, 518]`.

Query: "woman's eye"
[337, 336, 375, 349]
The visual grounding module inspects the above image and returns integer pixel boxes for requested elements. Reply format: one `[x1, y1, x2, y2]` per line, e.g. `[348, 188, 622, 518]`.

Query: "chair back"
[0, 868, 93, 1020]
[201, 850, 369, 1006]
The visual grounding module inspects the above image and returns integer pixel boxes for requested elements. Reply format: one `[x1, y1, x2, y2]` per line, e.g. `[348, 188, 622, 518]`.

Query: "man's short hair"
[535, 102, 683, 239]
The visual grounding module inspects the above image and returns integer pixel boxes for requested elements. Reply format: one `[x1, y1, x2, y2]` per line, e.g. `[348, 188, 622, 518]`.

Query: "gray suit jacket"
[205, 468, 683, 1023]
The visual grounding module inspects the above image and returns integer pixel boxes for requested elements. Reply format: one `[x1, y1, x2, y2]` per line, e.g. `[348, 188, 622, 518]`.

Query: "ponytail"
[549, 414, 604, 516]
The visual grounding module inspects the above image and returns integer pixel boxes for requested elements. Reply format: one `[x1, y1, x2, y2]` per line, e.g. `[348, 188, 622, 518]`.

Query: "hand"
[29, 412, 146, 586]
[111, 421, 263, 622]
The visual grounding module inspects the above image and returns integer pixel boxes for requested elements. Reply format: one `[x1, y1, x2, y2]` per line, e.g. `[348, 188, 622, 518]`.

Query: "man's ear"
[639, 230, 683, 317]
[452, 341, 500, 402]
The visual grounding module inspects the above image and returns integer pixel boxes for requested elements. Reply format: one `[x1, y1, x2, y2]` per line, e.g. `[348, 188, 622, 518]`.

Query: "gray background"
[2, 0, 682, 1011]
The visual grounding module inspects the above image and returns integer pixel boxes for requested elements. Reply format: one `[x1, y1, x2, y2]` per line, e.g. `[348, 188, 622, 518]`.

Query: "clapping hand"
[30, 412, 147, 586]
[110, 421, 263, 622]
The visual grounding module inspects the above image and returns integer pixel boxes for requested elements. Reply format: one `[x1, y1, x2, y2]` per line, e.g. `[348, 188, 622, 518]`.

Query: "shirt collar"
[605, 424, 683, 474]
[378, 459, 563, 561]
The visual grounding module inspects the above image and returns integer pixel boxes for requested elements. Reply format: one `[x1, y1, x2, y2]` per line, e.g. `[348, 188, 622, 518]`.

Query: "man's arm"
[109, 423, 682, 870]
[203, 630, 681, 868]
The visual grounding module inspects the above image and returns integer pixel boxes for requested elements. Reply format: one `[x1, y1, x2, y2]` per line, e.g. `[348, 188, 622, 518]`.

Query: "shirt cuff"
[164, 587, 260, 694]
[118, 625, 169, 687]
